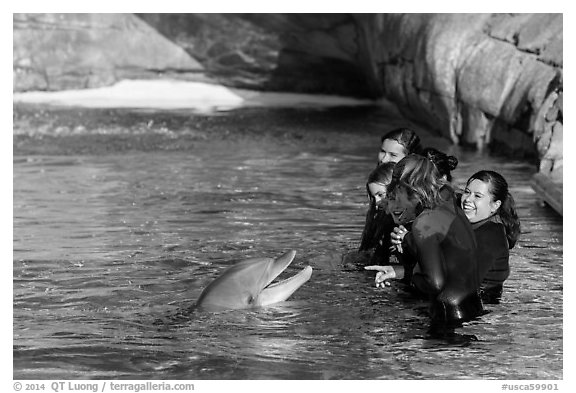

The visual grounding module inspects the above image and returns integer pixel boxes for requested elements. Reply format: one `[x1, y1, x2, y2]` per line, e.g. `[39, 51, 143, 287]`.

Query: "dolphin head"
[195, 250, 312, 311]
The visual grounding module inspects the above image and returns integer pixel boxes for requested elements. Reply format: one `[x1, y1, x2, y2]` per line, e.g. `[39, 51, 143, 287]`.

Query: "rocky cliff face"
[13, 14, 209, 90]
[13, 13, 563, 179]
[358, 14, 562, 180]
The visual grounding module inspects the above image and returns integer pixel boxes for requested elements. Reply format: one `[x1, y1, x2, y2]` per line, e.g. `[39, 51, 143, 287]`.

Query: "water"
[13, 105, 563, 379]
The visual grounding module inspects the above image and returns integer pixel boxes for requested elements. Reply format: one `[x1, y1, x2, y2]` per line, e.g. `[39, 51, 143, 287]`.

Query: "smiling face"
[378, 139, 406, 164]
[461, 179, 501, 223]
[368, 182, 388, 209]
[387, 187, 419, 225]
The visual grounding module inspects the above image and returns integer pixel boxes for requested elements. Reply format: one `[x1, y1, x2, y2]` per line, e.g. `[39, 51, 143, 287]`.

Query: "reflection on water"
[13, 106, 562, 379]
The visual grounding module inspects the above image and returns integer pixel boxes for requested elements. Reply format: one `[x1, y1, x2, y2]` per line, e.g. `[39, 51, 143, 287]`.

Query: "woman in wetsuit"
[461, 170, 521, 303]
[358, 162, 396, 259]
[344, 128, 422, 270]
[365, 154, 484, 329]
[344, 163, 396, 270]
[355, 128, 421, 263]
[388, 147, 459, 263]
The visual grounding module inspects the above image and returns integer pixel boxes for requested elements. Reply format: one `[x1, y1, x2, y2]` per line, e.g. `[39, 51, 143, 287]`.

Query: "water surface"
[13, 105, 563, 379]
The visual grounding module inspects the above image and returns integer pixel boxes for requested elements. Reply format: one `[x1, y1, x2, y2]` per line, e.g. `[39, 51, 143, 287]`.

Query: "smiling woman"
[377, 127, 422, 165]
[365, 154, 484, 332]
[461, 170, 521, 303]
[12, 102, 563, 378]
[462, 178, 500, 223]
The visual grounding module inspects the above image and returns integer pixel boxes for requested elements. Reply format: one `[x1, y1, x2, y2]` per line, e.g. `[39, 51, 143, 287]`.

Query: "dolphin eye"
[247, 295, 255, 304]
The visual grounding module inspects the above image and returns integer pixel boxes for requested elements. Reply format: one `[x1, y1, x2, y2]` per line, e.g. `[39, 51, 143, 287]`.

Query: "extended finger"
[364, 265, 388, 271]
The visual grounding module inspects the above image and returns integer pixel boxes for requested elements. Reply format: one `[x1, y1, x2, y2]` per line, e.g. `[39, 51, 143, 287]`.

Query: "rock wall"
[13, 13, 206, 91]
[134, 14, 377, 97]
[357, 14, 562, 179]
[13, 13, 563, 179]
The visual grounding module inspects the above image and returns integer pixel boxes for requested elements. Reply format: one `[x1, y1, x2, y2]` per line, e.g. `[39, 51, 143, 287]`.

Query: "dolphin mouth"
[194, 250, 313, 311]
[257, 250, 313, 306]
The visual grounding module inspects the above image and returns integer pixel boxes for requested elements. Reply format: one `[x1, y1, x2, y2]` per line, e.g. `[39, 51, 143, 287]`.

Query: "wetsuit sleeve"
[410, 218, 446, 295]
[358, 205, 376, 251]
[475, 222, 510, 286]
[402, 231, 417, 259]
[399, 231, 418, 283]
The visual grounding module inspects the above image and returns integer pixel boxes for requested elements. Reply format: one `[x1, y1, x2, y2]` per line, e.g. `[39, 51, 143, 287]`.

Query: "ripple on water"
[13, 107, 562, 379]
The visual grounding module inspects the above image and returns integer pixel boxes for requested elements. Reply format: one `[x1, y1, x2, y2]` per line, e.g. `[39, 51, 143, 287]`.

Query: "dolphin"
[194, 250, 312, 311]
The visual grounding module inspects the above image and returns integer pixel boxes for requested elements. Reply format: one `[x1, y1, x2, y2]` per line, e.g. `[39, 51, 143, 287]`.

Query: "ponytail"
[499, 191, 521, 249]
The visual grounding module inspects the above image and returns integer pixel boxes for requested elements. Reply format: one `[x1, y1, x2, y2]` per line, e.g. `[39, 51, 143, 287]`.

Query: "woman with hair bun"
[388, 147, 460, 251]
[366, 154, 484, 331]
[461, 170, 521, 303]
[421, 147, 458, 182]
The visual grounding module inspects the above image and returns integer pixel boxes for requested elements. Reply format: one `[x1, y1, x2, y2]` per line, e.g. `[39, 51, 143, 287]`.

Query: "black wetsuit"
[358, 205, 396, 264]
[357, 204, 416, 270]
[403, 193, 484, 327]
[359, 204, 388, 251]
[472, 216, 510, 303]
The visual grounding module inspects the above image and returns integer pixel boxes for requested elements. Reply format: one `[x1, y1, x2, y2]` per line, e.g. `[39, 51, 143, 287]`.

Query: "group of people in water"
[352, 127, 521, 334]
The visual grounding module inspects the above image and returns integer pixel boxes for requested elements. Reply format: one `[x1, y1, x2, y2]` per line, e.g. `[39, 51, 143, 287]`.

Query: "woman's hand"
[364, 265, 397, 288]
[390, 225, 408, 252]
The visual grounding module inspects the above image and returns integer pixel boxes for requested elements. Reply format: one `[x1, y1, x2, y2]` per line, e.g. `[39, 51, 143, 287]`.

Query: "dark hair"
[466, 170, 520, 249]
[422, 147, 458, 182]
[359, 162, 396, 251]
[366, 162, 395, 204]
[387, 154, 450, 210]
[367, 162, 395, 187]
[381, 127, 422, 156]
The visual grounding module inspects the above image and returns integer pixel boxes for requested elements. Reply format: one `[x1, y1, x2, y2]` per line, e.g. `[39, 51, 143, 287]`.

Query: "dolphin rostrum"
[194, 250, 312, 311]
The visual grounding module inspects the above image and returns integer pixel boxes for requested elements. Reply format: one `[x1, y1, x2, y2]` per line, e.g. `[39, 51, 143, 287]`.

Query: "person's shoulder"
[440, 185, 456, 200]
[476, 220, 506, 235]
[417, 204, 453, 222]
[413, 208, 452, 237]
[475, 220, 508, 245]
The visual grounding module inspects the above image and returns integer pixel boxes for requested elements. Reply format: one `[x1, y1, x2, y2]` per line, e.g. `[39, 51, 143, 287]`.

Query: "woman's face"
[378, 139, 406, 164]
[461, 179, 501, 223]
[368, 182, 388, 209]
[387, 187, 419, 225]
